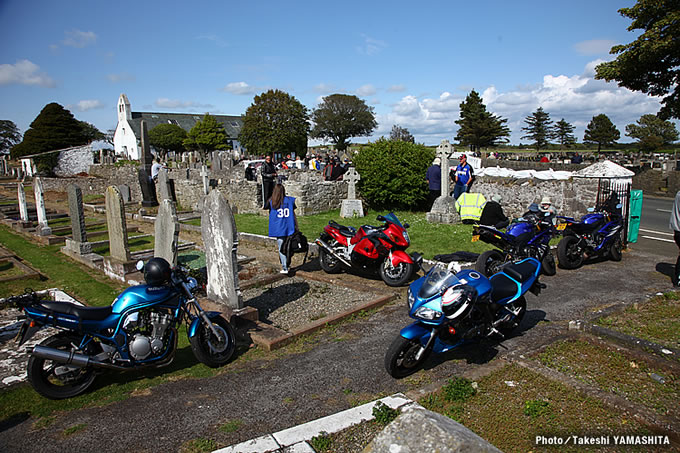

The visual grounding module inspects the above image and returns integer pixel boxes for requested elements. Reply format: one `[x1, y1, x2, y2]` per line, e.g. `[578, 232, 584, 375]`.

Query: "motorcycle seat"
[37, 301, 113, 321]
[329, 221, 356, 237]
[502, 260, 539, 284]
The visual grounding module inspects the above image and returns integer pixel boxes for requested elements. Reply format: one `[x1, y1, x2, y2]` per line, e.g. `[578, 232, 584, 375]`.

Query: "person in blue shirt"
[425, 157, 441, 209]
[268, 183, 297, 274]
[451, 154, 474, 201]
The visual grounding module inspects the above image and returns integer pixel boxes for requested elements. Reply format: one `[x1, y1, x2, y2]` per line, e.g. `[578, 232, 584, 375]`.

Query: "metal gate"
[595, 179, 632, 245]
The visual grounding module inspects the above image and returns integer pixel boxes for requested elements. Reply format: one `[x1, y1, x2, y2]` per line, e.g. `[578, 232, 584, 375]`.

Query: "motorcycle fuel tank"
[506, 221, 534, 239]
[111, 285, 180, 314]
[581, 213, 605, 225]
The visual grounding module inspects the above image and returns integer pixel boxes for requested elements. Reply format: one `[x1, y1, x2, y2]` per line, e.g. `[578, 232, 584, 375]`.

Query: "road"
[636, 195, 675, 257]
[0, 237, 675, 452]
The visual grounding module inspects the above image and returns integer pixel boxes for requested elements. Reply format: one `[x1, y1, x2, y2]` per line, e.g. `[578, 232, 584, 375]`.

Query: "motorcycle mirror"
[616, 203, 622, 209]
[404, 223, 410, 229]
[376, 215, 386, 222]
[136, 260, 144, 271]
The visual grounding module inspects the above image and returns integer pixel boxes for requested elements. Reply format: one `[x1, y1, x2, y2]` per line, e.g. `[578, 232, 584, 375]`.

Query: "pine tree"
[521, 107, 553, 151]
[553, 119, 576, 149]
[583, 114, 621, 152]
[455, 90, 510, 151]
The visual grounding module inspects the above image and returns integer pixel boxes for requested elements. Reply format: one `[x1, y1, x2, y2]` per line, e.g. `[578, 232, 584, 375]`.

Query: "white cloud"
[573, 39, 616, 56]
[356, 84, 376, 97]
[68, 100, 105, 112]
[0, 60, 55, 87]
[314, 83, 337, 94]
[155, 98, 215, 110]
[356, 34, 387, 56]
[387, 84, 406, 93]
[107, 72, 135, 83]
[221, 81, 257, 95]
[62, 29, 97, 48]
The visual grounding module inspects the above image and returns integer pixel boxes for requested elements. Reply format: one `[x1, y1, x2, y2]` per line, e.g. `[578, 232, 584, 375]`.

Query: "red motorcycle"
[315, 213, 422, 287]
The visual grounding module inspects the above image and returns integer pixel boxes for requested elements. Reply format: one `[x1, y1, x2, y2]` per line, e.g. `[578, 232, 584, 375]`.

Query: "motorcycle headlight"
[407, 288, 415, 308]
[414, 306, 442, 320]
[402, 230, 410, 244]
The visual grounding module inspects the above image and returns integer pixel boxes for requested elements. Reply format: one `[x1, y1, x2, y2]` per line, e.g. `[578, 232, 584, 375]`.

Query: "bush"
[372, 401, 399, 426]
[443, 377, 476, 402]
[353, 138, 434, 210]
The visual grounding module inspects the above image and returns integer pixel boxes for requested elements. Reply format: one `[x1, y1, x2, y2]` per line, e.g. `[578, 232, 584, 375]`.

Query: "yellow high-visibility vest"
[455, 192, 487, 221]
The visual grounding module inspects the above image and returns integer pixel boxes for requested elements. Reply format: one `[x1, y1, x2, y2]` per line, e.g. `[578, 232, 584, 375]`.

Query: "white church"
[113, 94, 244, 160]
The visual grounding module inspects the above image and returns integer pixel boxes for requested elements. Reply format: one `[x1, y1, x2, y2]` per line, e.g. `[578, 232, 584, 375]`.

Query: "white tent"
[572, 160, 634, 179]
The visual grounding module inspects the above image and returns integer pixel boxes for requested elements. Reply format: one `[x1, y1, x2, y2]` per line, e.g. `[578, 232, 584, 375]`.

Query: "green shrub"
[443, 377, 476, 402]
[353, 138, 434, 210]
[524, 399, 550, 418]
[309, 432, 333, 451]
[372, 401, 399, 426]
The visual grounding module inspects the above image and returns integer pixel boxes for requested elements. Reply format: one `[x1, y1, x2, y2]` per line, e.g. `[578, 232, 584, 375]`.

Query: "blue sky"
[0, 0, 667, 147]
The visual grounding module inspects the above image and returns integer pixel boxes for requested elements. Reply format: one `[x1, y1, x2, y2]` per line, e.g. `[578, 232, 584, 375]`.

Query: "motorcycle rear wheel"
[475, 250, 504, 276]
[318, 238, 343, 274]
[190, 316, 236, 368]
[379, 258, 413, 287]
[541, 251, 557, 276]
[27, 333, 97, 400]
[385, 336, 431, 378]
[557, 236, 583, 269]
[608, 232, 623, 262]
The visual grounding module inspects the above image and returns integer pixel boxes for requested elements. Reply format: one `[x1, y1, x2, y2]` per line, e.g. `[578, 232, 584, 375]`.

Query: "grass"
[218, 419, 243, 433]
[595, 292, 680, 350]
[179, 438, 217, 453]
[90, 234, 155, 256]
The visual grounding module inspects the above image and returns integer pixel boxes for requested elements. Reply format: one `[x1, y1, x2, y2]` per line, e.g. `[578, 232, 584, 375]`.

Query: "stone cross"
[426, 140, 460, 224]
[17, 182, 28, 222]
[105, 186, 131, 262]
[344, 167, 361, 199]
[64, 184, 92, 255]
[437, 140, 453, 192]
[154, 199, 180, 266]
[201, 190, 242, 309]
[33, 177, 51, 236]
[200, 165, 210, 195]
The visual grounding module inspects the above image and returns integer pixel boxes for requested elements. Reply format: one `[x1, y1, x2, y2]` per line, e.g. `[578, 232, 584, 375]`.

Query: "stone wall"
[632, 167, 680, 196]
[54, 146, 94, 177]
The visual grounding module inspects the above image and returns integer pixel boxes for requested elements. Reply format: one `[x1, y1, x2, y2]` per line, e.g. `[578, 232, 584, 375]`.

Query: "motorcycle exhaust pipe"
[315, 238, 352, 267]
[29, 345, 126, 370]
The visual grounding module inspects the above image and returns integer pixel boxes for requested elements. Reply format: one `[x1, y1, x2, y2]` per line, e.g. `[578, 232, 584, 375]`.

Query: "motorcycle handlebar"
[0, 290, 40, 309]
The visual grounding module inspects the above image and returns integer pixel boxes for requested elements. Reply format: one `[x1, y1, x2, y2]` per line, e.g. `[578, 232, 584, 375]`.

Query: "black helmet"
[144, 257, 171, 286]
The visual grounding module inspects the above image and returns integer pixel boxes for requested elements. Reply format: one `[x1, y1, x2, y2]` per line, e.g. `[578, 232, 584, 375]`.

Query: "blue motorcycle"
[7, 257, 236, 399]
[385, 258, 544, 378]
[473, 204, 557, 277]
[556, 204, 624, 269]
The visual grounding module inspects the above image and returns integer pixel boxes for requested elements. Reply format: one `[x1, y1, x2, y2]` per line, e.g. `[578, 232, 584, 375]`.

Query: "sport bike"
[8, 257, 235, 399]
[556, 204, 624, 269]
[385, 258, 545, 378]
[473, 205, 557, 277]
[315, 213, 421, 287]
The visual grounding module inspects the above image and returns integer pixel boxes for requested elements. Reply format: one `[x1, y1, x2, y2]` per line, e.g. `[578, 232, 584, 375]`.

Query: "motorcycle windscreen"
[383, 212, 403, 228]
[418, 264, 462, 299]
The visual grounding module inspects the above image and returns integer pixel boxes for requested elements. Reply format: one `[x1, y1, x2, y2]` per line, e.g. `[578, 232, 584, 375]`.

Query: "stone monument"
[426, 140, 460, 224]
[154, 199, 180, 266]
[63, 184, 92, 255]
[33, 177, 52, 236]
[105, 185, 131, 262]
[157, 168, 176, 202]
[17, 182, 28, 222]
[200, 165, 210, 195]
[138, 120, 158, 207]
[340, 167, 364, 218]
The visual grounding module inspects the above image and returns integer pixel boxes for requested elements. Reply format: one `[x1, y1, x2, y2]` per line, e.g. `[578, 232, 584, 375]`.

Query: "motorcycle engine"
[122, 310, 173, 360]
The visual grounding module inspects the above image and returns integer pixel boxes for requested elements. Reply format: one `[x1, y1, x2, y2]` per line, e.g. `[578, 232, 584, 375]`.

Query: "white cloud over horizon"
[68, 99, 105, 112]
[62, 29, 97, 48]
[356, 84, 377, 97]
[0, 60, 55, 87]
[221, 81, 257, 95]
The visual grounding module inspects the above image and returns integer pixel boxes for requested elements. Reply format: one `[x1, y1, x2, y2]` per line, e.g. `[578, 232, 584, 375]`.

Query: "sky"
[0, 0, 669, 147]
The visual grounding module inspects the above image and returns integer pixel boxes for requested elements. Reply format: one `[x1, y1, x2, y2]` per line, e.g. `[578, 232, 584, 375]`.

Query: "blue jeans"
[277, 237, 288, 271]
[452, 183, 467, 201]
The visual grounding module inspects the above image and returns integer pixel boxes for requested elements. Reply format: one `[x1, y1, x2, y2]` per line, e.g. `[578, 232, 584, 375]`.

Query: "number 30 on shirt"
[277, 208, 291, 218]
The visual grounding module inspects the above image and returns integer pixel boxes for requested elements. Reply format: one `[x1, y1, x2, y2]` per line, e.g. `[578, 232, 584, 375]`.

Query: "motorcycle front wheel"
[385, 336, 431, 378]
[190, 316, 236, 368]
[608, 232, 623, 262]
[27, 333, 97, 400]
[379, 258, 414, 287]
[557, 236, 584, 269]
[475, 249, 504, 276]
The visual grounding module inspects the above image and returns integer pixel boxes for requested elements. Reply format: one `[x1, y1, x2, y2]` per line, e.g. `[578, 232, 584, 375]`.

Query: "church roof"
[128, 112, 243, 140]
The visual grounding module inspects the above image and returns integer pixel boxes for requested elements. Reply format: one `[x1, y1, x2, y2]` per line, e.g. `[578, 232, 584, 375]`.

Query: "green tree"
[595, 0, 680, 119]
[553, 119, 576, 149]
[78, 121, 105, 143]
[311, 94, 377, 152]
[521, 107, 554, 151]
[239, 89, 309, 157]
[389, 124, 415, 143]
[0, 120, 21, 155]
[583, 114, 621, 152]
[455, 90, 510, 151]
[183, 113, 231, 158]
[353, 138, 433, 209]
[625, 114, 679, 151]
[11, 103, 90, 174]
[149, 123, 188, 159]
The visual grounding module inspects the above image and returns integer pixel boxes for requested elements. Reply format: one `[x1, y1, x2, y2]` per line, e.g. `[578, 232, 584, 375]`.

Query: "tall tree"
[583, 114, 621, 152]
[455, 89, 510, 151]
[311, 94, 377, 152]
[595, 0, 680, 119]
[11, 103, 90, 174]
[183, 113, 231, 158]
[149, 123, 188, 159]
[390, 124, 415, 143]
[0, 120, 21, 155]
[553, 119, 577, 149]
[625, 114, 679, 151]
[78, 121, 105, 143]
[239, 89, 309, 157]
[521, 107, 554, 151]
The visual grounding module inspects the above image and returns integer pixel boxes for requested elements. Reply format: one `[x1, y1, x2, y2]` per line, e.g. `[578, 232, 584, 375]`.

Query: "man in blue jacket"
[425, 157, 441, 209]
[451, 154, 474, 201]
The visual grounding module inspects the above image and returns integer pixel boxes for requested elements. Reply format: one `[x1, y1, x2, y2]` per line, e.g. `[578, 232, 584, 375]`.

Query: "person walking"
[670, 190, 680, 286]
[268, 183, 297, 274]
[261, 155, 277, 209]
[425, 157, 441, 209]
[451, 154, 474, 200]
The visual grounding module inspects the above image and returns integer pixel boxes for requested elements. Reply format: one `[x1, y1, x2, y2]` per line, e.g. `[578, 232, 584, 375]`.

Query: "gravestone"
[118, 184, 131, 203]
[157, 168, 177, 202]
[0, 159, 6, 175]
[426, 140, 460, 224]
[138, 121, 158, 207]
[154, 199, 180, 266]
[211, 152, 222, 172]
[64, 184, 92, 255]
[17, 182, 28, 222]
[340, 167, 364, 218]
[201, 190, 242, 309]
[200, 165, 210, 195]
[105, 185, 131, 262]
[33, 177, 52, 236]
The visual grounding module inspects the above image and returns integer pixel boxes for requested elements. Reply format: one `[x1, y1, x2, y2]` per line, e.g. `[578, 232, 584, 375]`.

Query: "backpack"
[281, 231, 309, 267]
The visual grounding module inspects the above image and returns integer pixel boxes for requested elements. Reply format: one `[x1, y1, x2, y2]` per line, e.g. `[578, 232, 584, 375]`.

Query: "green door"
[628, 190, 643, 243]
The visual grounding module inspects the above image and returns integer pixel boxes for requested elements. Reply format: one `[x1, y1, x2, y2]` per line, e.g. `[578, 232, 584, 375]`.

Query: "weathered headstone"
[17, 182, 28, 222]
[105, 185, 131, 262]
[340, 167, 364, 218]
[64, 184, 92, 255]
[138, 120, 158, 207]
[200, 165, 210, 195]
[33, 177, 51, 236]
[157, 168, 177, 202]
[140, 120, 153, 170]
[154, 199, 180, 266]
[118, 184, 131, 203]
[201, 190, 242, 309]
[426, 140, 460, 224]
